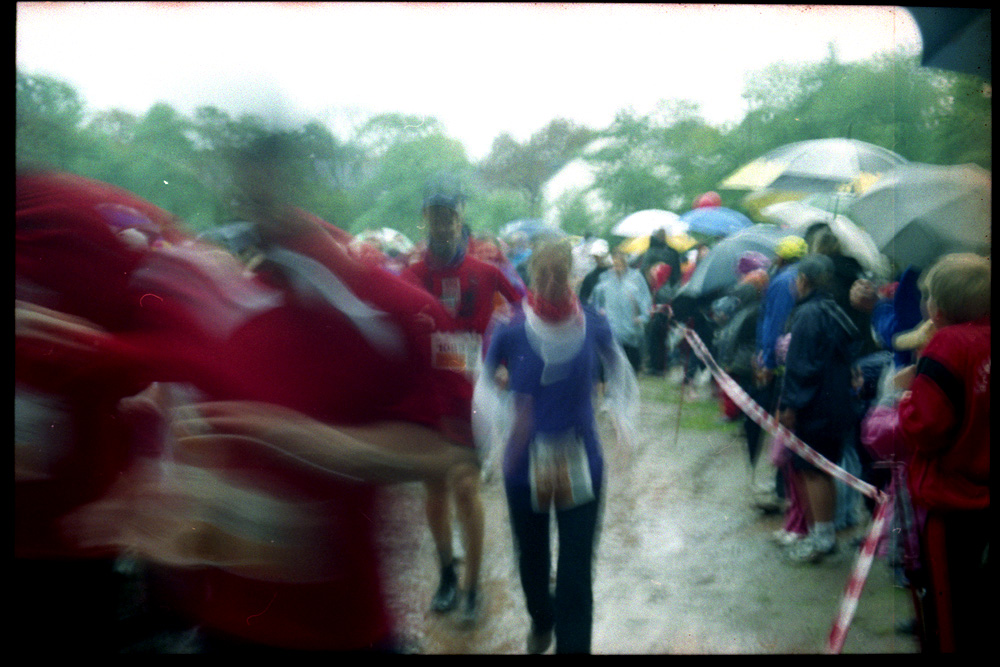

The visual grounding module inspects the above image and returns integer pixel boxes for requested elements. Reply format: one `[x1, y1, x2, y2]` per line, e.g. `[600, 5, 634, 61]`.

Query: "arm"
[757, 274, 796, 370]
[778, 309, 826, 413]
[172, 401, 478, 484]
[898, 342, 962, 455]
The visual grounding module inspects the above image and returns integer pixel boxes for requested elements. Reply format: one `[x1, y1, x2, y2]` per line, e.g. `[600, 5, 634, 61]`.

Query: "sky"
[15, 2, 924, 161]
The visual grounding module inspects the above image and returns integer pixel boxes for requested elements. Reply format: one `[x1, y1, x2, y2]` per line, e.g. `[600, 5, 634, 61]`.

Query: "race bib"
[431, 332, 482, 377]
[529, 430, 594, 512]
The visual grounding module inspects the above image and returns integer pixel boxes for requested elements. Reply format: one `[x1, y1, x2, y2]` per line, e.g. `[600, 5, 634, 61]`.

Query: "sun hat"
[737, 250, 771, 276]
[589, 238, 610, 256]
[775, 235, 808, 261]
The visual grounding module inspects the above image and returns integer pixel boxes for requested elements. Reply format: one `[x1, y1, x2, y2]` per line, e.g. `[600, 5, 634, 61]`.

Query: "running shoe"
[430, 564, 458, 613]
[527, 624, 554, 654]
[786, 535, 837, 564]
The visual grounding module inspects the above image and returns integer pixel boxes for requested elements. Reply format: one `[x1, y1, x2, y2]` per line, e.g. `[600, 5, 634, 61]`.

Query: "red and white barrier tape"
[826, 494, 892, 653]
[679, 326, 893, 654]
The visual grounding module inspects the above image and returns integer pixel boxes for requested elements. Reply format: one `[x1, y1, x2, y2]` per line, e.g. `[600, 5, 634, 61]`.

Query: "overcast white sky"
[16, 2, 923, 161]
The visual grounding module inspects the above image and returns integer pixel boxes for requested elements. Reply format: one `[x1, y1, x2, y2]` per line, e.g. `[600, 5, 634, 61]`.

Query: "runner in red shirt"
[16, 167, 476, 653]
[400, 178, 523, 624]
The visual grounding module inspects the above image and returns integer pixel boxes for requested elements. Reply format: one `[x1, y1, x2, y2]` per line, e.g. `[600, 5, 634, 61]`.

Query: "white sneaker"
[786, 534, 837, 564]
[770, 529, 805, 547]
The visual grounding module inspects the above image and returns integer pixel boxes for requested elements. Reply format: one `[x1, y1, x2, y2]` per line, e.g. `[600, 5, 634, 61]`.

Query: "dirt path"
[376, 373, 920, 654]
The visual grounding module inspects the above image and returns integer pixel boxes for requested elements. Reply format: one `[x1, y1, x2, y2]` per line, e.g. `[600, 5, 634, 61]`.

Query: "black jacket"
[779, 288, 860, 440]
[640, 235, 682, 287]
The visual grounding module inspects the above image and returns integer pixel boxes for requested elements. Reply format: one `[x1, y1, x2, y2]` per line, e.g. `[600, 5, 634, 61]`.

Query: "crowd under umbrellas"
[15, 127, 989, 654]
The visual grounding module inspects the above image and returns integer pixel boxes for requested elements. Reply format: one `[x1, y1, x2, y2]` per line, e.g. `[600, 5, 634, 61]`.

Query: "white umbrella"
[847, 163, 991, 270]
[356, 227, 415, 253]
[760, 201, 890, 278]
[611, 209, 686, 238]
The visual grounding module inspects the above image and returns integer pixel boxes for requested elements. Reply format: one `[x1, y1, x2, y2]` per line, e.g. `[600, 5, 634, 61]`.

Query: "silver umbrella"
[759, 200, 890, 278]
[848, 163, 991, 271]
[720, 138, 908, 197]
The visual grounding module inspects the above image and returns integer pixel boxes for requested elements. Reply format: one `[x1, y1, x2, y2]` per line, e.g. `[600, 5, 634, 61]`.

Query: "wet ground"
[376, 372, 921, 655]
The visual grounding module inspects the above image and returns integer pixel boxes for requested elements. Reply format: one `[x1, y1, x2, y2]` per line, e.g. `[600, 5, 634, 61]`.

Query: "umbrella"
[672, 224, 800, 303]
[356, 227, 415, 254]
[759, 201, 890, 278]
[719, 138, 908, 197]
[847, 162, 991, 271]
[611, 209, 686, 237]
[679, 206, 753, 237]
[500, 218, 561, 241]
[907, 7, 991, 82]
[617, 232, 698, 257]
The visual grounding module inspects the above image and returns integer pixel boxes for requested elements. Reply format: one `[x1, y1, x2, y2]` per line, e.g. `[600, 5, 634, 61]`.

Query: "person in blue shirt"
[475, 239, 638, 654]
[590, 250, 653, 373]
[754, 235, 808, 386]
[748, 235, 807, 513]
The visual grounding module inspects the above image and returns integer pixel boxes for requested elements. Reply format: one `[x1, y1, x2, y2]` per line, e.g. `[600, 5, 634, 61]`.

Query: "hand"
[849, 279, 877, 313]
[15, 300, 114, 368]
[754, 366, 774, 388]
[493, 366, 510, 390]
[893, 365, 917, 391]
[412, 304, 438, 334]
[851, 366, 865, 392]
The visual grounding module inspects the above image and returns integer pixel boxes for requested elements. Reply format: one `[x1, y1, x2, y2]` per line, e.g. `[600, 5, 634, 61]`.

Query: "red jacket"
[899, 317, 990, 511]
[403, 252, 522, 336]
[15, 174, 459, 650]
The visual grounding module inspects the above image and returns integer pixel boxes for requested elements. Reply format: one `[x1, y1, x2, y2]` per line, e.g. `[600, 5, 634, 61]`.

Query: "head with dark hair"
[811, 228, 842, 256]
[230, 131, 305, 227]
[794, 253, 834, 299]
[422, 173, 467, 262]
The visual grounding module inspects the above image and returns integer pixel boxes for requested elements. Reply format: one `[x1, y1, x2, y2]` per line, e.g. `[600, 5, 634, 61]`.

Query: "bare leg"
[452, 463, 484, 591]
[801, 469, 835, 524]
[425, 478, 453, 567]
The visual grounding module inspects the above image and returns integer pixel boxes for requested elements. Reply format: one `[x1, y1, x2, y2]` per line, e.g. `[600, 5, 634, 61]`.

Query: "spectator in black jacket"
[778, 253, 861, 564]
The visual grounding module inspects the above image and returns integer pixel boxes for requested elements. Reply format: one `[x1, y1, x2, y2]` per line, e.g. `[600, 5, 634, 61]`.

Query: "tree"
[350, 130, 471, 240]
[478, 119, 596, 217]
[16, 70, 86, 170]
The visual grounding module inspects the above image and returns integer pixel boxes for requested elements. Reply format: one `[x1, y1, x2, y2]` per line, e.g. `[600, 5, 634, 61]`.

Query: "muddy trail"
[376, 372, 920, 654]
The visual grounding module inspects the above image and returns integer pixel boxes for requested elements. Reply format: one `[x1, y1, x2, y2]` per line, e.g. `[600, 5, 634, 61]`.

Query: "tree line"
[16, 46, 991, 243]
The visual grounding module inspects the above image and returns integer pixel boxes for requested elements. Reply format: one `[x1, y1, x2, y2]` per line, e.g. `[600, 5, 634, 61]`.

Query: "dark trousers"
[505, 483, 602, 654]
[622, 344, 642, 374]
[645, 313, 670, 374]
[916, 509, 990, 653]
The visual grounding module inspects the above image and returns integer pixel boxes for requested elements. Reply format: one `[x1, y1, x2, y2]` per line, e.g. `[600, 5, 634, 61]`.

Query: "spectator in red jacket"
[896, 252, 989, 654]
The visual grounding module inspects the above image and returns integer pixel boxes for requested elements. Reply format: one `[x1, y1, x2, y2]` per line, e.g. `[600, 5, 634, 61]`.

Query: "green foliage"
[463, 187, 533, 237]
[478, 119, 596, 217]
[15, 49, 991, 246]
[553, 190, 596, 238]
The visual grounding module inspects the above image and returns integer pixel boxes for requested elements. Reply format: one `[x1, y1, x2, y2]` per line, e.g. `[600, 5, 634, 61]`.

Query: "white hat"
[590, 239, 610, 256]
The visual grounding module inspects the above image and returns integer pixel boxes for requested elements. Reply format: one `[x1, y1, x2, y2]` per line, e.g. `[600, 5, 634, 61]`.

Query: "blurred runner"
[400, 176, 524, 624]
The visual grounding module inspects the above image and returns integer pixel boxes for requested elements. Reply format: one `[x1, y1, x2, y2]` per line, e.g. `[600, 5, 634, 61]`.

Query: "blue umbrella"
[679, 206, 753, 237]
[500, 218, 562, 241]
